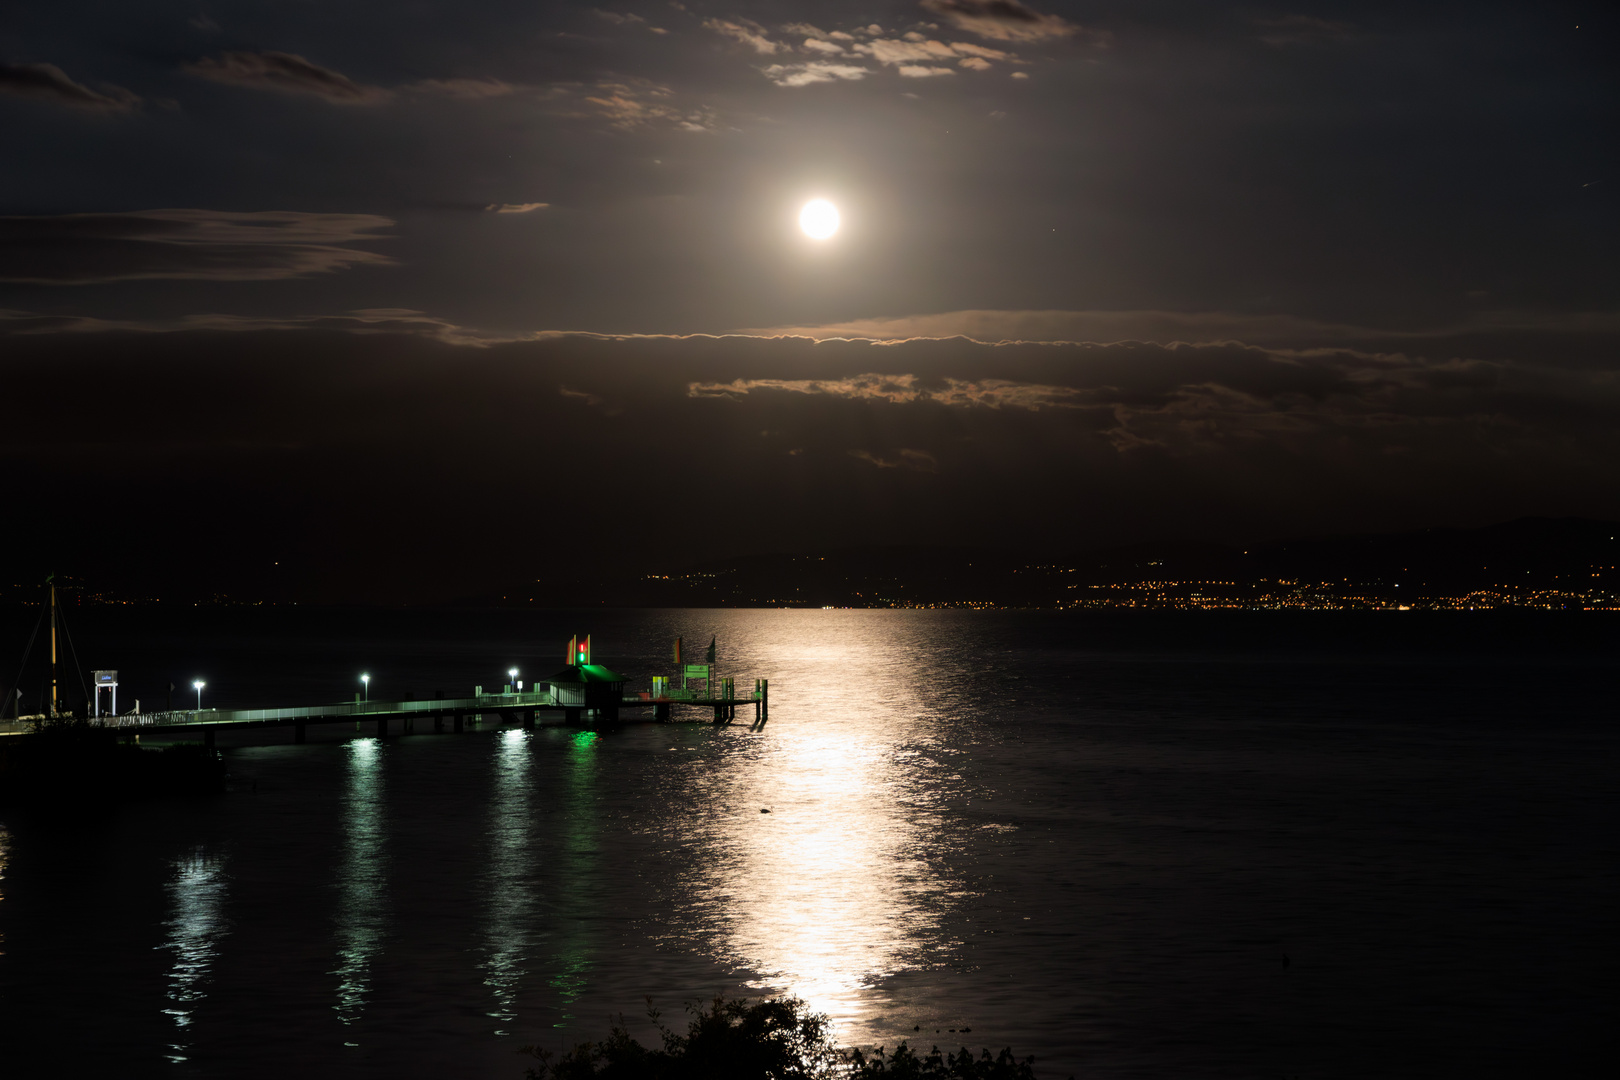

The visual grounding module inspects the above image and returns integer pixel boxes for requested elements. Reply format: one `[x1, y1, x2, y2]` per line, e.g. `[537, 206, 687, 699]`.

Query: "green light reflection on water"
[547, 728, 599, 1025]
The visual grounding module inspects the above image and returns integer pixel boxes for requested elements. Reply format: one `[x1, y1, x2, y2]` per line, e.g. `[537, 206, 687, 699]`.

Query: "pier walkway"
[0, 684, 768, 741]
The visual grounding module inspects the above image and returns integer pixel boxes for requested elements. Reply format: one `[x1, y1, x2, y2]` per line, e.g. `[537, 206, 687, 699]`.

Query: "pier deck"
[0, 686, 767, 739]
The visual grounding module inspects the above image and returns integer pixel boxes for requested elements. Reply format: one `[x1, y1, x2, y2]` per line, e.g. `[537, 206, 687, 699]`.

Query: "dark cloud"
[917, 1, 1081, 43]
[849, 448, 938, 471]
[1255, 14, 1355, 47]
[0, 61, 140, 110]
[3, 326, 1619, 600]
[410, 77, 516, 99]
[185, 51, 389, 103]
[0, 210, 395, 285]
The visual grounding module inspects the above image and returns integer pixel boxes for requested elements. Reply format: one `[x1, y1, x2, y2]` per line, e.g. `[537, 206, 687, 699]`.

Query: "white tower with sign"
[93, 670, 117, 717]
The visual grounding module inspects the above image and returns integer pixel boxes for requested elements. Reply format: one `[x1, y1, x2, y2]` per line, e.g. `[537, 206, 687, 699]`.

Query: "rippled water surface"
[1, 609, 1616, 1078]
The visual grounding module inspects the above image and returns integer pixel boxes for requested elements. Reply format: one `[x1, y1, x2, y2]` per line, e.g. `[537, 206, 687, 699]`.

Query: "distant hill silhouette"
[479, 517, 1620, 609]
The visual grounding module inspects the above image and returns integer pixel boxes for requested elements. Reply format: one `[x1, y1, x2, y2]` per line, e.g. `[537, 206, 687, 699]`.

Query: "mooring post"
[761, 679, 768, 724]
[655, 702, 670, 723]
[294, 721, 306, 744]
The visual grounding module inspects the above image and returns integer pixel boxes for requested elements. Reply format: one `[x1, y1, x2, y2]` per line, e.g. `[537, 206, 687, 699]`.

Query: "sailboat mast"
[49, 578, 59, 718]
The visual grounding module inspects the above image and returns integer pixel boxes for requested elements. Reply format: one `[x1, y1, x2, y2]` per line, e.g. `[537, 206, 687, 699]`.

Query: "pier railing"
[75, 690, 561, 730]
[0, 678, 769, 736]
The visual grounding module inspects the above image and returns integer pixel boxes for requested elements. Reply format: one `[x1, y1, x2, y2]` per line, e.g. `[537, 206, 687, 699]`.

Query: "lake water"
[1, 608, 1616, 1078]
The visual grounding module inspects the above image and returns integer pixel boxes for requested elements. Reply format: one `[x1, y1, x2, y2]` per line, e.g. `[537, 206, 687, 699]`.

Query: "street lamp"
[361, 673, 370, 702]
[193, 679, 205, 711]
[508, 667, 518, 694]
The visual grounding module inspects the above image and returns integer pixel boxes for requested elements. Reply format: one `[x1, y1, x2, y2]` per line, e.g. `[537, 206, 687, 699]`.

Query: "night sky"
[3, 2, 1616, 602]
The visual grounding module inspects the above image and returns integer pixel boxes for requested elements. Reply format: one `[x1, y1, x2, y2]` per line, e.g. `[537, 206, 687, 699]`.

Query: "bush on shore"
[520, 995, 1045, 1080]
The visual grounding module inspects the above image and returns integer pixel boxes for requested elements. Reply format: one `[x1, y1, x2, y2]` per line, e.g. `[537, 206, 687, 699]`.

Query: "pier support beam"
[522, 709, 535, 730]
[564, 707, 581, 724]
[655, 702, 670, 723]
[453, 711, 464, 732]
[294, 722, 306, 744]
[203, 726, 215, 748]
[376, 716, 387, 739]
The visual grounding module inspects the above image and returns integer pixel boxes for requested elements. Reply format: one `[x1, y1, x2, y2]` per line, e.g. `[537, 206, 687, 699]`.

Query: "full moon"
[799, 199, 840, 240]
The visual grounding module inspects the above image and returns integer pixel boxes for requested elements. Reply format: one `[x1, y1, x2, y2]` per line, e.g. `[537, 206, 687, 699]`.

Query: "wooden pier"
[3, 631, 767, 741]
[44, 683, 770, 744]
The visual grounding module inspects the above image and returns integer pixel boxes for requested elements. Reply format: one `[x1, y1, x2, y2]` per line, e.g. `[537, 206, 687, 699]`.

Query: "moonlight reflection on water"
[669, 620, 970, 1028]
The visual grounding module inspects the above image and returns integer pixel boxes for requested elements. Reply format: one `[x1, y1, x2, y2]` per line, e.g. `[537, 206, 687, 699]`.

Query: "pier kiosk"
[548, 634, 626, 721]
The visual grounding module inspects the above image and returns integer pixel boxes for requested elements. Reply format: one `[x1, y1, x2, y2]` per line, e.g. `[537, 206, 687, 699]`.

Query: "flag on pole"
[705, 636, 716, 664]
[585, 634, 592, 664]
[673, 637, 682, 665]
[566, 635, 577, 665]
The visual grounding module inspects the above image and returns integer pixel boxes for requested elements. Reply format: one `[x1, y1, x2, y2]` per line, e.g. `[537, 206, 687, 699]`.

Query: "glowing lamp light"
[192, 679, 205, 710]
[360, 673, 370, 702]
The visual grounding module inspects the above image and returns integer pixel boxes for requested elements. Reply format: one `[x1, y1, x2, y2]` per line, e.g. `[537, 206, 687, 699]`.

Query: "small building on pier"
[548, 663, 626, 711]
[549, 633, 626, 717]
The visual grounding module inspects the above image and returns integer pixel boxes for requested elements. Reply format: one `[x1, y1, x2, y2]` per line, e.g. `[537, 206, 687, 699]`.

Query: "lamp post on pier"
[361, 673, 370, 702]
[193, 679, 205, 711]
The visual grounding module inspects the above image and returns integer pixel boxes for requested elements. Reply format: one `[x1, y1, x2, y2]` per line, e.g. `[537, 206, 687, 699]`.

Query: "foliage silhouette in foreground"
[520, 995, 1045, 1080]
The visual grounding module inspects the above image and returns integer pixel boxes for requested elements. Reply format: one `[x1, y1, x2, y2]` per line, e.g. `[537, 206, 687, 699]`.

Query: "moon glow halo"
[799, 199, 840, 240]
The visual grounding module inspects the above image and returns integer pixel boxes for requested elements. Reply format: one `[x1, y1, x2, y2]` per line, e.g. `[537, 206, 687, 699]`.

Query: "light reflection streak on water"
[158, 848, 229, 1063]
[481, 728, 534, 1034]
[684, 617, 959, 1030]
[0, 825, 9, 956]
[332, 738, 387, 1030]
[548, 730, 598, 1023]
